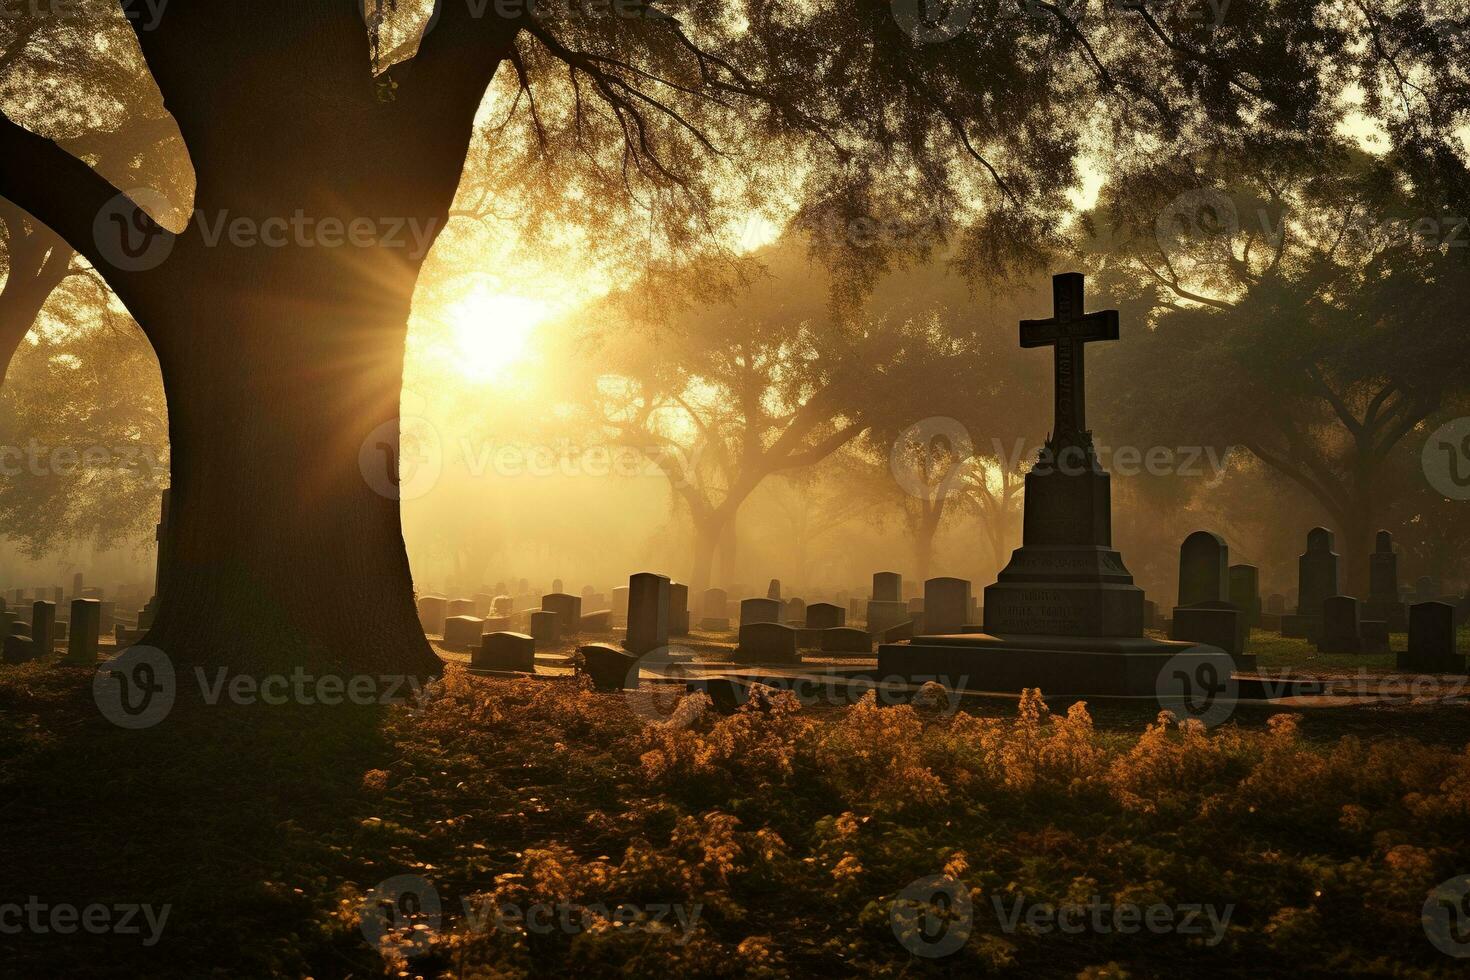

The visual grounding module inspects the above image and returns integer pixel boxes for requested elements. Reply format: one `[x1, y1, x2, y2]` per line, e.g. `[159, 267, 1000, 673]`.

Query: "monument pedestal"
[878, 632, 1236, 697]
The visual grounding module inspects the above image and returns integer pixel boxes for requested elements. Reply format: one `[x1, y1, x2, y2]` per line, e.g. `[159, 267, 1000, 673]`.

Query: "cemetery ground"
[3, 628, 1470, 978]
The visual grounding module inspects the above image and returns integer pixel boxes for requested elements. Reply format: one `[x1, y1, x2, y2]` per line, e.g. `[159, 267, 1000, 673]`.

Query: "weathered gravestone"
[1316, 596, 1363, 654]
[924, 578, 971, 635]
[31, 600, 56, 659]
[883, 273, 1235, 694]
[579, 643, 639, 690]
[474, 632, 535, 672]
[492, 595, 514, 616]
[552, 578, 564, 594]
[739, 597, 781, 627]
[805, 602, 845, 629]
[625, 573, 670, 656]
[1396, 602, 1464, 674]
[700, 588, 729, 630]
[784, 597, 806, 624]
[734, 622, 799, 664]
[1229, 564, 1261, 628]
[1178, 531, 1228, 607]
[767, 579, 782, 600]
[1360, 619, 1390, 654]
[611, 586, 630, 626]
[668, 583, 690, 635]
[472, 593, 494, 617]
[442, 615, 485, 650]
[66, 599, 101, 666]
[1366, 531, 1407, 630]
[1171, 534, 1246, 660]
[866, 572, 908, 633]
[417, 595, 448, 636]
[447, 599, 476, 619]
[580, 610, 612, 632]
[542, 593, 582, 637]
[529, 610, 559, 648]
[1282, 528, 1338, 640]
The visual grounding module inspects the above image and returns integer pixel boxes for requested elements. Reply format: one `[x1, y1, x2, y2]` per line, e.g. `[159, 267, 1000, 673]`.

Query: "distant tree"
[1090, 146, 1470, 591]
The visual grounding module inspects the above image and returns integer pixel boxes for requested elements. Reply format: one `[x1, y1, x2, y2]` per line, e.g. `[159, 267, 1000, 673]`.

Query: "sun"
[443, 288, 551, 382]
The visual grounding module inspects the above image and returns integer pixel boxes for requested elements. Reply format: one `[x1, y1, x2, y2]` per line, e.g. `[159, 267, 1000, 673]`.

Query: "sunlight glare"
[445, 289, 550, 382]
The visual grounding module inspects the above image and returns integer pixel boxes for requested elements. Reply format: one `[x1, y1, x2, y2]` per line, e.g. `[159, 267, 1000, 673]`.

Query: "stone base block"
[877, 632, 1244, 696]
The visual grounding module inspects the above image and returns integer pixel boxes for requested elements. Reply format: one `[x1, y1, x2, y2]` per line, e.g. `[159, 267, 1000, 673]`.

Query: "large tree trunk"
[137, 239, 439, 679]
[689, 516, 720, 602]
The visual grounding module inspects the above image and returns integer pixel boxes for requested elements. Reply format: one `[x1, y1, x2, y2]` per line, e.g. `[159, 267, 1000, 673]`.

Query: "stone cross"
[1020, 273, 1120, 446]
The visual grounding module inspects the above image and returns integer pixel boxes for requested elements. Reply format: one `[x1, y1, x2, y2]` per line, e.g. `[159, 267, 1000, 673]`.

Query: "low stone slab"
[698, 617, 732, 632]
[474, 632, 535, 672]
[578, 643, 639, 690]
[1171, 605, 1246, 659]
[580, 609, 613, 632]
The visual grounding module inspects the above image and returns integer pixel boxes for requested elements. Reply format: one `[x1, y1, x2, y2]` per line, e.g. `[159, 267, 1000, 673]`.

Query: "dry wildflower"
[361, 768, 390, 793]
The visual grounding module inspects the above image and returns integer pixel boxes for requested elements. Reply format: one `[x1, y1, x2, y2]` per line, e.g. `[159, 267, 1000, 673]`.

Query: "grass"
[2, 656, 1470, 978]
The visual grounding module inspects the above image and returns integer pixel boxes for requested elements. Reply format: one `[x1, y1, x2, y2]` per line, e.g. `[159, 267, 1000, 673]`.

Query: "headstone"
[766, 579, 782, 600]
[1316, 596, 1363, 654]
[474, 632, 535, 672]
[1415, 576, 1439, 604]
[923, 578, 970, 635]
[30, 601, 55, 659]
[529, 610, 559, 648]
[784, 597, 806, 624]
[739, 597, 781, 627]
[805, 602, 845, 629]
[578, 643, 638, 690]
[699, 588, 729, 630]
[1283, 528, 1338, 640]
[1365, 531, 1408, 631]
[1397, 602, 1464, 674]
[668, 582, 690, 636]
[866, 571, 908, 633]
[734, 622, 799, 664]
[820, 626, 873, 654]
[1359, 619, 1390, 654]
[1171, 605, 1244, 659]
[417, 595, 448, 636]
[1265, 593, 1286, 615]
[872, 572, 902, 602]
[472, 593, 494, 617]
[137, 489, 170, 629]
[1178, 531, 1229, 606]
[552, 578, 564, 594]
[447, 598, 475, 619]
[542, 593, 582, 636]
[625, 573, 670, 655]
[72, 572, 83, 598]
[442, 615, 485, 649]
[2, 634, 34, 665]
[1228, 564, 1261, 628]
[611, 586, 631, 625]
[51, 586, 62, 605]
[492, 595, 514, 616]
[66, 599, 101, 666]
[1141, 599, 1157, 630]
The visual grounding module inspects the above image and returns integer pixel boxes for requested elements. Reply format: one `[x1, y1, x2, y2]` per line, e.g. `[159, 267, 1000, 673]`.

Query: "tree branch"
[0, 107, 170, 307]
